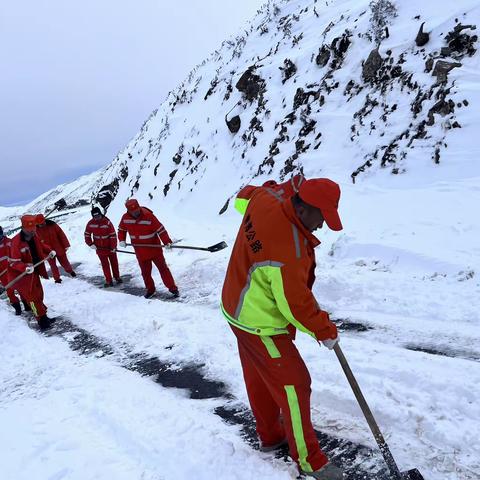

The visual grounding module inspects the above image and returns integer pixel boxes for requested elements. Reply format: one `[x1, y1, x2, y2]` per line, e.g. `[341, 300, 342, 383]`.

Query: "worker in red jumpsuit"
[8, 215, 56, 330]
[118, 199, 178, 298]
[84, 206, 122, 287]
[36, 214, 76, 283]
[0, 225, 29, 315]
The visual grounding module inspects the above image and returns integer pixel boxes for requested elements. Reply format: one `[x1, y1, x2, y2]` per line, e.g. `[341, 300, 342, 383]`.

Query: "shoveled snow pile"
[1, 0, 480, 479]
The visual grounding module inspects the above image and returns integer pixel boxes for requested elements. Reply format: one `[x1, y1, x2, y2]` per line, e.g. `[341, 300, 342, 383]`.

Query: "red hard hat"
[125, 199, 140, 212]
[21, 215, 38, 232]
[298, 178, 343, 231]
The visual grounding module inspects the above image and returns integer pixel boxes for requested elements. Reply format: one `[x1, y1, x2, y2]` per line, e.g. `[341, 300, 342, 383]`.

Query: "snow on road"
[1, 179, 479, 480]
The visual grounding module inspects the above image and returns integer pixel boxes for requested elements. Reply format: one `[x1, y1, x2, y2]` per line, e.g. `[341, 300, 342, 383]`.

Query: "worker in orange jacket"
[8, 215, 57, 330]
[36, 214, 76, 283]
[84, 206, 121, 287]
[222, 178, 344, 479]
[118, 199, 178, 298]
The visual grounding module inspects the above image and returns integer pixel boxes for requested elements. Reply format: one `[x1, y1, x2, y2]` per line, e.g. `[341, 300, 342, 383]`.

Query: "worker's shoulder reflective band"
[89, 224, 99, 228]
[138, 220, 152, 225]
[265, 188, 284, 203]
[99, 225, 109, 229]
[123, 219, 136, 224]
[234, 198, 250, 215]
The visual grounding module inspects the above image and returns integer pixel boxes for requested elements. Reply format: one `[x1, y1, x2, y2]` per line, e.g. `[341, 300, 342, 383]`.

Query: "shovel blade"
[208, 241, 228, 252]
[402, 469, 424, 480]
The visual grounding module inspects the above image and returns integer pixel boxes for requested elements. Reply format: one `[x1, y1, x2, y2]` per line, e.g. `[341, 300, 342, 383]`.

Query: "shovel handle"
[333, 343, 402, 479]
[4, 257, 49, 290]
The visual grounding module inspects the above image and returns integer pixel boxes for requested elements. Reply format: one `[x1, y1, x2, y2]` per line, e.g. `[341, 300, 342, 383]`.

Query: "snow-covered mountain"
[1, 2, 480, 480]
[10, 0, 479, 220]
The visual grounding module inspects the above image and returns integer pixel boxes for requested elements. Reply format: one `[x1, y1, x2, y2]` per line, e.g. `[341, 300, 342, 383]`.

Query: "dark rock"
[226, 115, 241, 133]
[432, 60, 462, 82]
[279, 59, 297, 84]
[235, 67, 266, 101]
[415, 22, 430, 46]
[425, 58, 434, 72]
[362, 48, 383, 81]
[316, 45, 331, 67]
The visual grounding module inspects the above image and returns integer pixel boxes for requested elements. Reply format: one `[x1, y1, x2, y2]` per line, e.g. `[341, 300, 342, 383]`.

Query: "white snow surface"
[1, 0, 480, 479]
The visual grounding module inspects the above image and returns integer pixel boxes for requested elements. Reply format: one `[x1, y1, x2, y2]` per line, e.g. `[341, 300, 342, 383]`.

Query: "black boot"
[55, 278, 62, 284]
[12, 302, 22, 316]
[38, 315, 54, 331]
[169, 289, 180, 298]
[115, 277, 123, 284]
[70, 271, 77, 278]
[22, 300, 32, 312]
[104, 281, 114, 288]
[144, 290, 156, 299]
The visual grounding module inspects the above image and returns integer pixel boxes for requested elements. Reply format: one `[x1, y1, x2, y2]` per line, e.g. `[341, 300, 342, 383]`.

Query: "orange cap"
[36, 214, 46, 224]
[21, 215, 38, 232]
[298, 178, 343, 231]
[125, 198, 140, 212]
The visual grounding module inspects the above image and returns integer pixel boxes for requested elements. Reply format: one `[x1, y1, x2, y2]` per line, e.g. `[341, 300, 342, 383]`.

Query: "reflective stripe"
[99, 225, 109, 229]
[118, 228, 127, 232]
[138, 220, 152, 225]
[292, 175, 304, 192]
[123, 219, 136, 224]
[260, 336, 281, 358]
[235, 261, 284, 318]
[138, 232, 159, 240]
[9, 258, 21, 262]
[291, 224, 301, 259]
[108, 234, 116, 238]
[93, 235, 110, 239]
[0, 255, 8, 261]
[284, 385, 313, 472]
[221, 303, 289, 336]
[270, 268, 316, 339]
[265, 188, 284, 203]
[89, 224, 99, 228]
[20, 247, 29, 253]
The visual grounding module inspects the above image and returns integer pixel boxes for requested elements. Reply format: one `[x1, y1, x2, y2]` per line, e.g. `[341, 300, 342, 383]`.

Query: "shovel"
[333, 343, 424, 480]
[127, 241, 228, 253]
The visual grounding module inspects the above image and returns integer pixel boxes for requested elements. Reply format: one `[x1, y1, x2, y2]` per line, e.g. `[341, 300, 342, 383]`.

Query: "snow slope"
[1, 0, 480, 479]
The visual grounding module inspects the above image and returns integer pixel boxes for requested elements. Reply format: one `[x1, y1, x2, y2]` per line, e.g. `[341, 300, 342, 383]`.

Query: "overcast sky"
[0, 0, 264, 205]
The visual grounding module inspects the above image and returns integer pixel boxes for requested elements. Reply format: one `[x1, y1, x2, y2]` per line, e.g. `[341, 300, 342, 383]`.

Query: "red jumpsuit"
[36, 220, 74, 280]
[118, 207, 177, 294]
[8, 232, 52, 319]
[84, 216, 120, 283]
[0, 235, 21, 306]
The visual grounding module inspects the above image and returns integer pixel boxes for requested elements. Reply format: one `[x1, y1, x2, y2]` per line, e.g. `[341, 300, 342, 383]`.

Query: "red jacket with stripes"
[84, 216, 117, 254]
[0, 235, 12, 275]
[8, 232, 51, 291]
[117, 207, 172, 260]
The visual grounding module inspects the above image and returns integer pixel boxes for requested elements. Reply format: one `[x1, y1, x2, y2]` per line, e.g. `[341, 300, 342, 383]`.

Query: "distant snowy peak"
[18, 0, 480, 217]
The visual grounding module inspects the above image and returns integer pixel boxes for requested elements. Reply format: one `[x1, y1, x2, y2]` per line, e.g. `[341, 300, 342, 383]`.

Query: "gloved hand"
[25, 265, 34, 274]
[119, 241, 126, 248]
[90, 244, 97, 250]
[321, 336, 339, 350]
[48, 250, 56, 259]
